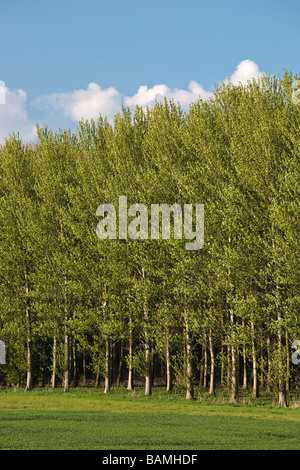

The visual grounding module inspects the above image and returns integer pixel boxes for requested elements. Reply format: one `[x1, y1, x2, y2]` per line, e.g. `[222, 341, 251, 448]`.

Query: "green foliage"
[0, 72, 299, 406]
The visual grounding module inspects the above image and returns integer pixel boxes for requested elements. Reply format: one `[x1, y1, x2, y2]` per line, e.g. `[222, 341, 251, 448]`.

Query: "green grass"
[0, 387, 299, 450]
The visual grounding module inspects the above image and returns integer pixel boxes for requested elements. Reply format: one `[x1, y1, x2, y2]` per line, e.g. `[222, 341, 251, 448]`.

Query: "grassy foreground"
[0, 387, 299, 450]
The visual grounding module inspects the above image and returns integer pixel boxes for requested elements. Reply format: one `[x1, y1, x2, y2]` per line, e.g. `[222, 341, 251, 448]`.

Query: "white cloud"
[125, 80, 212, 109]
[124, 60, 263, 110]
[125, 84, 170, 108]
[33, 82, 121, 123]
[170, 81, 213, 107]
[225, 59, 264, 86]
[0, 87, 36, 144]
[0, 60, 264, 144]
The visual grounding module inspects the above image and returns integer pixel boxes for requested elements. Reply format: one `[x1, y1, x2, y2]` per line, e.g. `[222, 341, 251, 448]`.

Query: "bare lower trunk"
[63, 288, 69, 392]
[127, 362, 133, 390]
[103, 287, 111, 394]
[277, 324, 287, 407]
[184, 313, 194, 400]
[62, 221, 69, 393]
[220, 318, 225, 387]
[25, 314, 32, 391]
[251, 319, 259, 398]
[25, 267, 32, 391]
[26, 341, 32, 391]
[166, 334, 172, 392]
[64, 330, 69, 393]
[285, 330, 290, 392]
[230, 347, 239, 404]
[227, 343, 231, 385]
[144, 336, 151, 396]
[51, 330, 57, 389]
[142, 267, 152, 396]
[272, 229, 287, 408]
[104, 338, 111, 394]
[203, 333, 207, 388]
[278, 390, 287, 408]
[165, 320, 172, 392]
[242, 320, 247, 389]
[209, 329, 215, 395]
[145, 375, 151, 396]
[242, 349, 247, 389]
[230, 310, 238, 404]
[220, 335, 225, 387]
[260, 340, 265, 388]
[72, 337, 77, 386]
[82, 349, 87, 385]
[127, 320, 133, 390]
[199, 347, 204, 388]
[266, 333, 271, 392]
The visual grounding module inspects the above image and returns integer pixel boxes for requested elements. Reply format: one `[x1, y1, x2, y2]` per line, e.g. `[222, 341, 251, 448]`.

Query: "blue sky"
[0, 0, 299, 142]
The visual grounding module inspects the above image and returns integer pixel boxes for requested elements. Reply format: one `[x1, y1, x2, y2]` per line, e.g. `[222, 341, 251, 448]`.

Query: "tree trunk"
[104, 338, 111, 394]
[242, 319, 247, 389]
[203, 333, 207, 388]
[102, 287, 111, 394]
[285, 329, 290, 392]
[61, 217, 69, 393]
[26, 336, 32, 391]
[51, 330, 57, 389]
[260, 340, 265, 389]
[166, 328, 172, 392]
[150, 343, 155, 387]
[277, 322, 287, 407]
[63, 282, 69, 393]
[230, 309, 238, 404]
[24, 267, 32, 391]
[142, 267, 152, 396]
[199, 348, 204, 388]
[144, 333, 151, 396]
[208, 329, 215, 395]
[242, 349, 247, 389]
[266, 333, 271, 392]
[184, 313, 194, 400]
[82, 349, 87, 385]
[251, 319, 259, 398]
[163, 293, 172, 392]
[72, 337, 77, 386]
[64, 328, 69, 393]
[127, 318, 134, 390]
[272, 228, 288, 408]
[220, 334, 225, 387]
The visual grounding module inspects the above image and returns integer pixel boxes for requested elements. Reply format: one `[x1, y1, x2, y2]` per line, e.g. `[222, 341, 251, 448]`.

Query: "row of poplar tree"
[0, 72, 299, 407]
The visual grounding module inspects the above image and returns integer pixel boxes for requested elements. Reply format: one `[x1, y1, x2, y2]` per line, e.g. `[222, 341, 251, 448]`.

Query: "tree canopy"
[0, 72, 299, 407]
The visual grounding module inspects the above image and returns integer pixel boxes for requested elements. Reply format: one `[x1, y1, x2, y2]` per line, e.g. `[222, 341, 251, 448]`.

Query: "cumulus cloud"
[225, 59, 264, 86]
[31, 59, 264, 126]
[33, 82, 121, 123]
[124, 59, 263, 110]
[0, 86, 36, 144]
[0, 60, 264, 144]
[125, 80, 212, 110]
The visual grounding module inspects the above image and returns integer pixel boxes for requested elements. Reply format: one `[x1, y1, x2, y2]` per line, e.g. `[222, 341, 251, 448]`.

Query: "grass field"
[0, 386, 299, 450]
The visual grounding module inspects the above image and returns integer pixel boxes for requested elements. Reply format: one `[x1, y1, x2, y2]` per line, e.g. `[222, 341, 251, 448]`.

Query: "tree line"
[0, 72, 299, 407]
